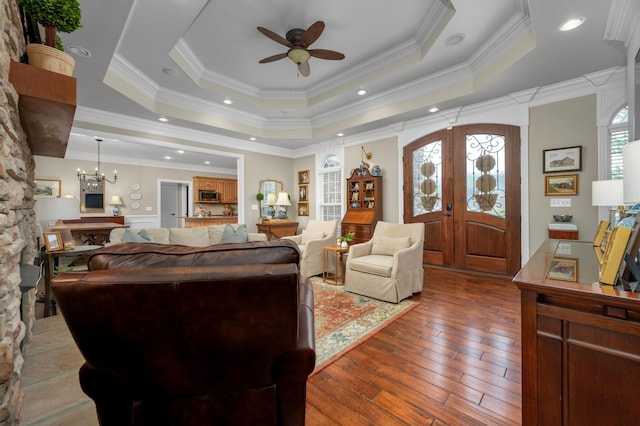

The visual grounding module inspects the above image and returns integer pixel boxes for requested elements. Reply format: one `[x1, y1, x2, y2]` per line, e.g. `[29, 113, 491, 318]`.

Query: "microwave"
[199, 190, 219, 201]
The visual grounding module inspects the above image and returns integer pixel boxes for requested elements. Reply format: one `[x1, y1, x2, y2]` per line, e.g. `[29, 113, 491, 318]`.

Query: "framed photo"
[298, 202, 309, 216]
[298, 170, 310, 185]
[43, 231, 64, 252]
[546, 258, 578, 282]
[545, 174, 578, 196]
[34, 179, 61, 198]
[298, 185, 308, 201]
[543, 146, 582, 173]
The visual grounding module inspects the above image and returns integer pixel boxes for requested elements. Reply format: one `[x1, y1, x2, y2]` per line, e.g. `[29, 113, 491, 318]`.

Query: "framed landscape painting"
[546, 258, 578, 282]
[34, 179, 61, 198]
[545, 174, 578, 196]
[543, 146, 582, 173]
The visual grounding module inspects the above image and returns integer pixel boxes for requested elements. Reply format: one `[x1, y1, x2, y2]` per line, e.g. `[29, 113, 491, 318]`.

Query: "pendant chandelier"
[77, 138, 117, 189]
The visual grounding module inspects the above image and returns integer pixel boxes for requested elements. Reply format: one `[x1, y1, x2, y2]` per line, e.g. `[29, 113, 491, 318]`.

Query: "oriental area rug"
[310, 277, 417, 374]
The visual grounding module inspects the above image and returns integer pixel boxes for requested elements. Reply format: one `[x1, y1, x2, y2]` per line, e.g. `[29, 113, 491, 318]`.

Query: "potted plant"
[21, 0, 82, 76]
[338, 232, 355, 248]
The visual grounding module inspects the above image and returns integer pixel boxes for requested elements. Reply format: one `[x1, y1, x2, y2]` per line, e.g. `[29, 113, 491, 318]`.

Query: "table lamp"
[275, 192, 291, 220]
[264, 193, 277, 220]
[109, 195, 124, 216]
[592, 180, 624, 229]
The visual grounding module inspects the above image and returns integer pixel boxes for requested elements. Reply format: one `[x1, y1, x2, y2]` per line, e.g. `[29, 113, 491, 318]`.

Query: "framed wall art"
[543, 146, 582, 173]
[34, 179, 61, 198]
[545, 174, 578, 196]
[299, 185, 308, 201]
[298, 170, 310, 185]
[298, 202, 309, 216]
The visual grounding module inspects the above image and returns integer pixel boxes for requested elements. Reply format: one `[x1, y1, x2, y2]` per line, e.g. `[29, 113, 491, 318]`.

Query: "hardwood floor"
[306, 266, 522, 426]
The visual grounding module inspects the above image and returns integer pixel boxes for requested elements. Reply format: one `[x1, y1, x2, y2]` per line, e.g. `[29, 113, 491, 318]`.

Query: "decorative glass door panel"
[465, 134, 506, 217]
[412, 140, 442, 216]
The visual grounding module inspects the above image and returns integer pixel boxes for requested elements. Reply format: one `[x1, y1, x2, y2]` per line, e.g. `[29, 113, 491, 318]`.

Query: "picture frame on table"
[543, 146, 582, 173]
[545, 174, 578, 196]
[546, 258, 578, 282]
[298, 170, 310, 184]
[43, 231, 64, 252]
[34, 179, 61, 198]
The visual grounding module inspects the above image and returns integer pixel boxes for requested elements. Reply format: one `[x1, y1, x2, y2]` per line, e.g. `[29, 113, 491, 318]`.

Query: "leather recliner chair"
[51, 240, 315, 426]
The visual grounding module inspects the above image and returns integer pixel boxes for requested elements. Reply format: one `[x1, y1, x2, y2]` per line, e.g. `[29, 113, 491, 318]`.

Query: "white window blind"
[319, 156, 342, 236]
[609, 106, 629, 180]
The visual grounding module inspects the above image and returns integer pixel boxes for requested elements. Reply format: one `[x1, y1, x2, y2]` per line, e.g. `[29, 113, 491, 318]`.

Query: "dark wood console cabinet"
[513, 240, 640, 425]
[341, 168, 382, 244]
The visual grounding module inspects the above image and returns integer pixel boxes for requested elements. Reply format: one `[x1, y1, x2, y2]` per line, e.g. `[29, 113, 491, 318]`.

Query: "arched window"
[318, 155, 342, 235]
[609, 106, 629, 179]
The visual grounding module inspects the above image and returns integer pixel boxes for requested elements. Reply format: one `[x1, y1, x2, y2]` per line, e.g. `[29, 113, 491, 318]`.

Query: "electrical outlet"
[550, 198, 571, 207]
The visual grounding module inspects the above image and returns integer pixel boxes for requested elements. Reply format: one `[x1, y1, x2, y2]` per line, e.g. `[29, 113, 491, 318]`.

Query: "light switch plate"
[251, 204, 258, 210]
[145, 206, 152, 211]
[550, 198, 571, 207]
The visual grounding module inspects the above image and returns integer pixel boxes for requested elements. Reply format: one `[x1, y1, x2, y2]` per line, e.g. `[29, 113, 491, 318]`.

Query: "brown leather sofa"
[51, 240, 315, 426]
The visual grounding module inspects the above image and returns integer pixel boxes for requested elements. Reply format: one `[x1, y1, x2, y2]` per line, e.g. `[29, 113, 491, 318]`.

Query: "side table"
[43, 245, 102, 317]
[322, 246, 349, 285]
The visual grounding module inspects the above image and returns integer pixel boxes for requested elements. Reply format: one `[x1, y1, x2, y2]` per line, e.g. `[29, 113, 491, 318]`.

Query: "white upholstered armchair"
[281, 220, 337, 277]
[345, 221, 425, 303]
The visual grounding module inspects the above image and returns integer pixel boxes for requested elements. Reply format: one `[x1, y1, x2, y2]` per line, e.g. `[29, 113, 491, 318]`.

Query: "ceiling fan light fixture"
[288, 47, 311, 64]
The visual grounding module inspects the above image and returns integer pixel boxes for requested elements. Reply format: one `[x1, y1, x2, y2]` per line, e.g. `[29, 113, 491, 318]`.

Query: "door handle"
[443, 202, 452, 217]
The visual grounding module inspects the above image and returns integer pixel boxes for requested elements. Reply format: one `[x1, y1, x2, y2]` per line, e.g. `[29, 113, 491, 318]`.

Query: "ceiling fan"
[257, 21, 345, 77]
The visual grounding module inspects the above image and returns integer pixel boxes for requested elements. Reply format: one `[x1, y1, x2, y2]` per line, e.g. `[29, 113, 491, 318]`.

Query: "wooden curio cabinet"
[341, 168, 382, 244]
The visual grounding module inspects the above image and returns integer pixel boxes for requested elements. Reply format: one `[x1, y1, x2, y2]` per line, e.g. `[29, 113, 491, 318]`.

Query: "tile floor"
[21, 314, 98, 425]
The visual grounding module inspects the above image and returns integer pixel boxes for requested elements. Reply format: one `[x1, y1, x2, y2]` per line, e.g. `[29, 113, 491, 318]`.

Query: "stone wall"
[0, 0, 39, 423]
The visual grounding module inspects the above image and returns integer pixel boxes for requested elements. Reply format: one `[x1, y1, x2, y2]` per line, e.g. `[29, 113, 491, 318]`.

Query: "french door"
[403, 124, 521, 275]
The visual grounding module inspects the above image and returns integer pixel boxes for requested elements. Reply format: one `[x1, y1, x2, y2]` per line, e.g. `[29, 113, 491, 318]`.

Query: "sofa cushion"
[111, 228, 170, 245]
[305, 220, 326, 235]
[169, 227, 210, 247]
[123, 229, 154, 243]
[222, 224, 249, 243]
[348, 255, 393, 277]
[371, 236, 411, 256]
[300, 229, 324, 245]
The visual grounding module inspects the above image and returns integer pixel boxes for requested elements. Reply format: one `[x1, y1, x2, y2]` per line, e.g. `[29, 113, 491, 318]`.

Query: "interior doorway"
[403, 124, 521, 275]
[159, 180, 192, 228]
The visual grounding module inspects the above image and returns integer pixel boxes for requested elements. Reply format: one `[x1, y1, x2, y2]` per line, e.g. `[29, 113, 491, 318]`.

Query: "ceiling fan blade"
[298, 61, 310, 77]
[300, 21, 325, 47]
[259, 53, 288, 63]
[309, 49, 345, 60]
[257, 26, 293, 48]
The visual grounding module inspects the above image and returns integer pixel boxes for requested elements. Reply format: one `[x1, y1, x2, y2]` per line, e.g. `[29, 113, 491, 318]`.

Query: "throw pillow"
[301, 229, 325, 244]
[222, 224, 249, 243]
[123, 229, 154, 243]
[371, 236, 412, 256]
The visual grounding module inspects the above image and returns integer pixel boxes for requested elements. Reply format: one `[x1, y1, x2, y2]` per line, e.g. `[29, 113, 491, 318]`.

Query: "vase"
[340, 241, 348, 248]
[26, 44, 75, 76]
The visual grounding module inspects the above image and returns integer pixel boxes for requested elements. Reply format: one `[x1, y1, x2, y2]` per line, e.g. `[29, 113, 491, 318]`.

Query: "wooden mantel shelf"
[9, 61, 76, 158]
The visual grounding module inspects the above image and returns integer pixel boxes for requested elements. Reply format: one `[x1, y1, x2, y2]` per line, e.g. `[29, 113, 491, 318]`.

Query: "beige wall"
[528, 95, 599, 254]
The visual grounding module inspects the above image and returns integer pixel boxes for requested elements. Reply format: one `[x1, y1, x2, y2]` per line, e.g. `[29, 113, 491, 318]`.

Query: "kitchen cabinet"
[193, 176, 237, 203]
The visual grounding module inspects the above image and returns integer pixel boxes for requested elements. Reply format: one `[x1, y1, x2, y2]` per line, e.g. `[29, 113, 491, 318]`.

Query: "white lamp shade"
[34, 197, 81, 223]
[275, 192, 291, 206]
[110, 195, 124, 206]
[624, 140, 640, 203]
[592, 180, 624, 206]
[265, 193, 277, 206]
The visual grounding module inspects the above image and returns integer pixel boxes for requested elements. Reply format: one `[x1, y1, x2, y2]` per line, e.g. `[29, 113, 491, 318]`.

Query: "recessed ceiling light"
[558, 17, 586, 31]
[162, 67, 180, 76]
[164, 156, 171, 160]
[429, 107, 439, 113]
[205, 161, 210, 165]
[444, 33, 465, 46]
[68, 45, 91, 57]
[158, 117, 169, 122]
[357, 89, 367, 96]
[249, 137, 256, 141]
[177, 150, 184, 154]
[337, 133, 344, 137]
[223, 99, 233, 105]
